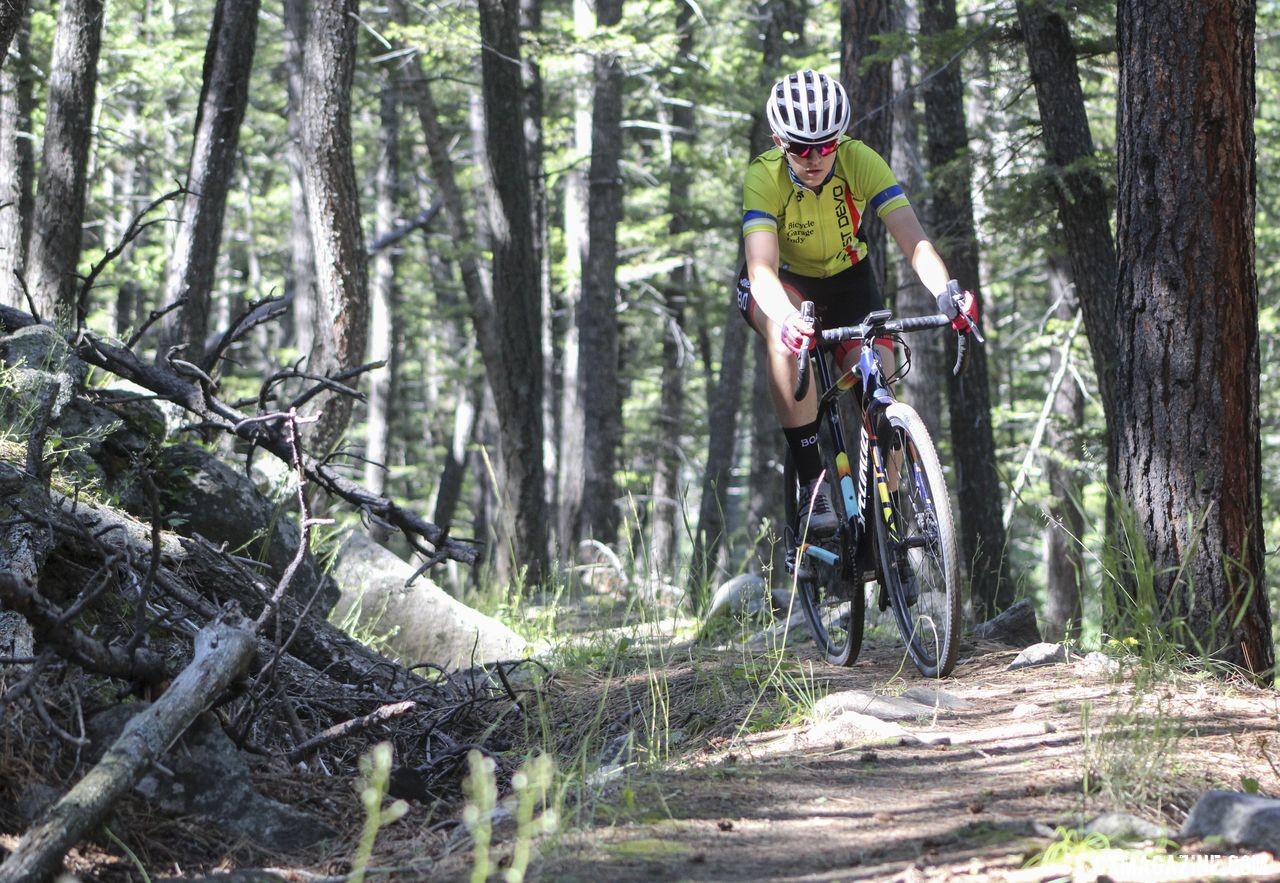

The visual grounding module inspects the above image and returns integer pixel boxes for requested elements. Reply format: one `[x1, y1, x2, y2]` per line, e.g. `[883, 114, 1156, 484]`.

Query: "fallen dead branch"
[0, 615, 257, 883]
[0, 304, 481, 572]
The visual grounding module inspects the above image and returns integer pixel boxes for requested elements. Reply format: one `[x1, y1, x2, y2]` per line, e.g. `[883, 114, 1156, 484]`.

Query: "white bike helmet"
[765, 69, 850, 146]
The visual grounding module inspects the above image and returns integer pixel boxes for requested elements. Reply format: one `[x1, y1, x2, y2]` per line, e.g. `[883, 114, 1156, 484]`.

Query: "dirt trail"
[444, 635, 1280, 882]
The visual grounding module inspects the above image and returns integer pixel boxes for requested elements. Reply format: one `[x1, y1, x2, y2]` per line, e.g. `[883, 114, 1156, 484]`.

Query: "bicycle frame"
[804, 338, 897, 566]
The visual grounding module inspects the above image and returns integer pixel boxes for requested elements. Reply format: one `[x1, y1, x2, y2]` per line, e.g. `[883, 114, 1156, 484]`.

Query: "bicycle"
[784, 283, 980, 678]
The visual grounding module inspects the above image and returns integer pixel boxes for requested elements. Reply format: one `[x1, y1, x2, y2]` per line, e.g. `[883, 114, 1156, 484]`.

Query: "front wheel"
[871, 403, 961, 678]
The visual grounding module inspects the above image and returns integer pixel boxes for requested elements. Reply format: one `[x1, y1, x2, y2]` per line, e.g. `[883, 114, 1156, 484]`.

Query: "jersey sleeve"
[741, 157, 780, 237]
[853, 143, 911, 218]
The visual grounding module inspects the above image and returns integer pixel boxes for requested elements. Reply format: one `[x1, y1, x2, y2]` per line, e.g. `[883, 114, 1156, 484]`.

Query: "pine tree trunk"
[476, 0, 549, 586]
[300, 0, 368, 453]
[841, 0, 894, 293]
[282, 0, 315, 359]
[363, 82, 402, 537]
[1114, 0, 1273, 676]
[920, 0, 1012, 619]
[577, 0, 624, 545]
[0, 20, 33, 310]
[1017, 0, 1117, 420]
[556, 0, 592, 560]
[650, 2, 695, 576]
[161, 0, 259, 360]
[0, 0, 28, 67]
[1042, 260, 1084, 642]
[27, 0, 102, 322]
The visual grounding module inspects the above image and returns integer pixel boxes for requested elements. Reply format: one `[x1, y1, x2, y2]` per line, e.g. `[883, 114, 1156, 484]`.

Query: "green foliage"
[349, 742, 410, 883]
[1079, 695, 1186, 816]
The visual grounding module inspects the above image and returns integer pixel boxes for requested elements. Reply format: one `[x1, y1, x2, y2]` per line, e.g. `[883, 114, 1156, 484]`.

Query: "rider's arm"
[883, 205, 951, 297]
[744, 229, 798, 327]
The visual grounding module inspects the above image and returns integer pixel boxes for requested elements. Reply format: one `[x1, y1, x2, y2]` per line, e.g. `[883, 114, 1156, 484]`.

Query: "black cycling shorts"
[735, 258, 889, 362]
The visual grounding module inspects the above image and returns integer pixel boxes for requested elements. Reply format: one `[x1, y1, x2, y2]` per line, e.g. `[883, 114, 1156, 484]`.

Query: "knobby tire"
[870, 403, 961, 678]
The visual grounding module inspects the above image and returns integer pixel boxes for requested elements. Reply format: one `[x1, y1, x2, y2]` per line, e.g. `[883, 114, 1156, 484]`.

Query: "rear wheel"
[784, 434, 864, 666]
[870, 403, 961, 678]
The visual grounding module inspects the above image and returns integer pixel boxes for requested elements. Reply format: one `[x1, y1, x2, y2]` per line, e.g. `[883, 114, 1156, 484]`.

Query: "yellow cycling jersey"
[741, 138, 911, 278]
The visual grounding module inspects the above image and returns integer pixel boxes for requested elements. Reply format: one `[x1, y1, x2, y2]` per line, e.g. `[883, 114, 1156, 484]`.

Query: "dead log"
[54, 490, 435, 697]
[0, 615, 257, 883]
[0, 303, 479, 570]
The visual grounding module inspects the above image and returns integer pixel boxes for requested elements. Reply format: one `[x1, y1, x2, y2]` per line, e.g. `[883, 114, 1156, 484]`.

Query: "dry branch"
[0, 304, 480, 571]
[0, 615, 257, 883]
[0, 572, 168, 685]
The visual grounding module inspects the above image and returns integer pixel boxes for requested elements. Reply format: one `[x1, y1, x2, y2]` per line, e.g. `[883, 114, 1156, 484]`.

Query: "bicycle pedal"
[785, 548, 815, 582]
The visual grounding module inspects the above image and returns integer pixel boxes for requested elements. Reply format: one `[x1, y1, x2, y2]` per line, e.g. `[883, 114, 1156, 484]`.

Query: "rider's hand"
[937, 282, 980, 333]
[778, 310, 816, 355]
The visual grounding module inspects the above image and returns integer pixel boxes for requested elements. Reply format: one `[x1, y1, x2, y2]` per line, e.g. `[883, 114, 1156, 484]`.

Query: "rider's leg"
[737, 272, 835, 534]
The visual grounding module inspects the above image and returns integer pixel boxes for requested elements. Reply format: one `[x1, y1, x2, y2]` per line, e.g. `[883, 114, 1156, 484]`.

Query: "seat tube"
[816, 355, 861, 534]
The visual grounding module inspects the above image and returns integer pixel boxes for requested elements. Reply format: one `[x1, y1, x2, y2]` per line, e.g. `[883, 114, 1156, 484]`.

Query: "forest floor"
[423, 606, 1280, 883]
[11, 600, 1280, 882]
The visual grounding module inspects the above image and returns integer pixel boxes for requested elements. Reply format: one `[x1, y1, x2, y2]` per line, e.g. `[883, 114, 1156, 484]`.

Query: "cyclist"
[736, 68, 978, 535]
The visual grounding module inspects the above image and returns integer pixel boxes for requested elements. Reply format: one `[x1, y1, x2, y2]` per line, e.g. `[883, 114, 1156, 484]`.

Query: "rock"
[1008, 642, 1074, 670]
[899, 687, 972, 711]
[0, 325, 86, 418]
[1075, 651, 1122, 678]
[814, 690, 958, 723]
[331, 531, 531, 670]
[799, 711, 918, 750]
[141, 442, 339, 614]
[742, 610, 809, 652]
[1180, 790, 1280, 852]
[1086, 811, 1169, 842]
[88, 706, 334, 851]
[973, 598, 1042, 648]
[704, 573, 774, 623]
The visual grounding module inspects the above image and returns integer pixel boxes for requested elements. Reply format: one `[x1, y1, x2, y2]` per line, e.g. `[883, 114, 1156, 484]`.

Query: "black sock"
[783, 420, 823, 484]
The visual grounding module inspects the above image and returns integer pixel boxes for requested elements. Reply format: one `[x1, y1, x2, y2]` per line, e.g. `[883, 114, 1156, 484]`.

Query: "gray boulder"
[973, 598, 1042, 648]
[1180, 790, 1280, 853]
[330, 531, 531, 670]
[1008, 642, 1074, 670]
[140, 442, 340, 614]
[88, 706, 334, 851]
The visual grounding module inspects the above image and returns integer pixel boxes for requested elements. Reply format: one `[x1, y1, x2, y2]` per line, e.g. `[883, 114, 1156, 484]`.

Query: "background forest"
[0, 0, 1276, 665]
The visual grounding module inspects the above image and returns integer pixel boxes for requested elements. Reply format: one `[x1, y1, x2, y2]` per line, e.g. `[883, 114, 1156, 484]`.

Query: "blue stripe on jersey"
[870, 184, 906, 211]
[742, 208, 778, 227]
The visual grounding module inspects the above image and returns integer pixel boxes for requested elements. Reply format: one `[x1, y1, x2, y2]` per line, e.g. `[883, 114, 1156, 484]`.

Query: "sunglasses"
[783, 139, 840, 159]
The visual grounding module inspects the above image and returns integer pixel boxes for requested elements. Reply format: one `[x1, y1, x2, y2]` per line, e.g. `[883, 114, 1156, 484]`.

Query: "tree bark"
[920, 0, 1012, 619]
[476, 0, 549, 586]
[161, 0, 260, 360]
[575, 0, 625, 546]
[0, 0, 28, 67]
[556, 0, 593, 559]
[301, 0, 368, 452]
[0, 616, 256, 883]
[1114, 0, 1273, 675]
[26, 0, 103, 322]
[649, 0, 695, 576]
[363, 80, 403, 538]
[1016, 0, 1118, 425]
[841, 0, 895, 293]
[1042, 260, 1084, 642]
[282, 0, 316, 360]
[0, 19, 33, 310]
